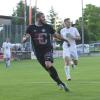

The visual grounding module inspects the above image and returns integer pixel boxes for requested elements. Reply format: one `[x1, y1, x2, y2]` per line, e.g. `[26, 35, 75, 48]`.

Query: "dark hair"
[64, 18, 70, 22]
[36, 12, 44, 19]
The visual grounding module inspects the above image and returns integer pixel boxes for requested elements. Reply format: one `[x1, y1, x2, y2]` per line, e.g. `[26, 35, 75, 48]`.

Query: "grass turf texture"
[0, 56, 100, 100]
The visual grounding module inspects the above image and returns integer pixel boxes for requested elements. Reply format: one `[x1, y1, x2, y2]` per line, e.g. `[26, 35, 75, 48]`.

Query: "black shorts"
[35, 49, 53, 70]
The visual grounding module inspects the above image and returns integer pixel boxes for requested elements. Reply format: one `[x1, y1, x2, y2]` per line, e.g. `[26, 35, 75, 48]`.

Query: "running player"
[22, 12, 70, 92]
[2, 38, 12, 67]
[60, 18, 81, 80]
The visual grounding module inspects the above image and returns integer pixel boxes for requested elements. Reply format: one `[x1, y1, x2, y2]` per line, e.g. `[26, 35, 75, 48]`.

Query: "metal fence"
[0, 24, 25, 46]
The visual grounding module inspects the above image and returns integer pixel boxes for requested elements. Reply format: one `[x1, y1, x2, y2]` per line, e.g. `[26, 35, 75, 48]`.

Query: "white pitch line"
[1, 81, 100, 86]
[23, 81, 100, 84]
[75, 81, 100, 84]
[24, 82, 55, 84]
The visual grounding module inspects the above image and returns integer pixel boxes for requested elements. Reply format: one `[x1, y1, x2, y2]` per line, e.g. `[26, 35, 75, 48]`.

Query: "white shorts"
[63, 46, 78, 60]
[3, 53, 11, 59]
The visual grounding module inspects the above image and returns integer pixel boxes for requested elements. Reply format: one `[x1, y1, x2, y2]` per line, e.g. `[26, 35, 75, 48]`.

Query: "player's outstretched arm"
[22, 34, 30, 43]
[53, 33, 70, 47]
[71, 36, 81, 40]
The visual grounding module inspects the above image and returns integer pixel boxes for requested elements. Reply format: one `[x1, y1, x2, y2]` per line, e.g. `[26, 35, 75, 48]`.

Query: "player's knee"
[64, 57, 71, 65]
[45, 61, 52, 69]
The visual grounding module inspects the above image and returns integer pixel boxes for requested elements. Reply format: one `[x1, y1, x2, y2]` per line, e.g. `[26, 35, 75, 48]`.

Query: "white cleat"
[67, 76, 71, 81]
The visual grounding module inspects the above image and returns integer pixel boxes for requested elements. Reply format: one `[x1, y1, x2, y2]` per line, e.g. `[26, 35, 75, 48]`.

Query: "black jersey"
[26, 24, 55, 50]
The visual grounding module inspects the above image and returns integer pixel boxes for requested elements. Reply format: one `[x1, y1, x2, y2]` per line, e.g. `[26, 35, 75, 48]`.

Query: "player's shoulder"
[44, 23, 53, 28]
[3, 42, 6, 44]
[43, 24, 55, 31]
[60, 27, 66, 32]
[62, 27, 66, 30]
[27, 24, 36, 29]
[2, 42, 6, 47]
[70, 26, 77, 30]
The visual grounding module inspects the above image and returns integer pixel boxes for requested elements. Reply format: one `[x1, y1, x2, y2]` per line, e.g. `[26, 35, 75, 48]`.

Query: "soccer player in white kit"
[2, 38, 12, 67]
[60, 18, 81, 80]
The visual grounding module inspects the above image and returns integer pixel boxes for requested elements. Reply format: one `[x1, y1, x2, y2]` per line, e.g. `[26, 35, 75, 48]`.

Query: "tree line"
[11, 1, 100, 44]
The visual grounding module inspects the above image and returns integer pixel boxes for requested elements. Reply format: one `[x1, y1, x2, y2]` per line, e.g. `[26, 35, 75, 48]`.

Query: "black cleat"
[67, 78, 71, 81]
[58, 83, 69, 92]
[63, 83, 70, 92]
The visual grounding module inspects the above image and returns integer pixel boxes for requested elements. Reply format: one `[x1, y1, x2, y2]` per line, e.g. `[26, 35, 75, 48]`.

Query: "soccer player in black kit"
[22, 12, 70, 92]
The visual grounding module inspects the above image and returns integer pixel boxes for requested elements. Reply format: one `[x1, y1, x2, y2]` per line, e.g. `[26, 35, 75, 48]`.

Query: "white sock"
[8, 60, 10, 66]
[65, 65, 71, 79]
[5, 59, 8, 67]
[6, 60, 10, 67]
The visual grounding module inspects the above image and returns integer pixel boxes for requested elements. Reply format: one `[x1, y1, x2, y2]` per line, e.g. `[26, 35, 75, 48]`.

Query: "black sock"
[48, 66, 63, 85]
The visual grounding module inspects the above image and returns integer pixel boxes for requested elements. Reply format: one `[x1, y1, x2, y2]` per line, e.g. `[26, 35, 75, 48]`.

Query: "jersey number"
[34, 33, 47, 45]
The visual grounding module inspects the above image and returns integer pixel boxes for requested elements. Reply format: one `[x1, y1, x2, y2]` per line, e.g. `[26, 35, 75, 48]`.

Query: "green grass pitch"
[0, 56, 100, 100]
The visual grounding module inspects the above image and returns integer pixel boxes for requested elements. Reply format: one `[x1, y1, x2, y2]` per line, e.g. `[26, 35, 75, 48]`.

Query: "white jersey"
[60, 27, 80, 59]
[60, 27, 80, 48]
[2, 42, 12, 58]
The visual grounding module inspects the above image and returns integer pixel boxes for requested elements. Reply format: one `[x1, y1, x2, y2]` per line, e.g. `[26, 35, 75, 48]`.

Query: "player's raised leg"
[36, 51, 69, 92]
[70, 48, 79, 69]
